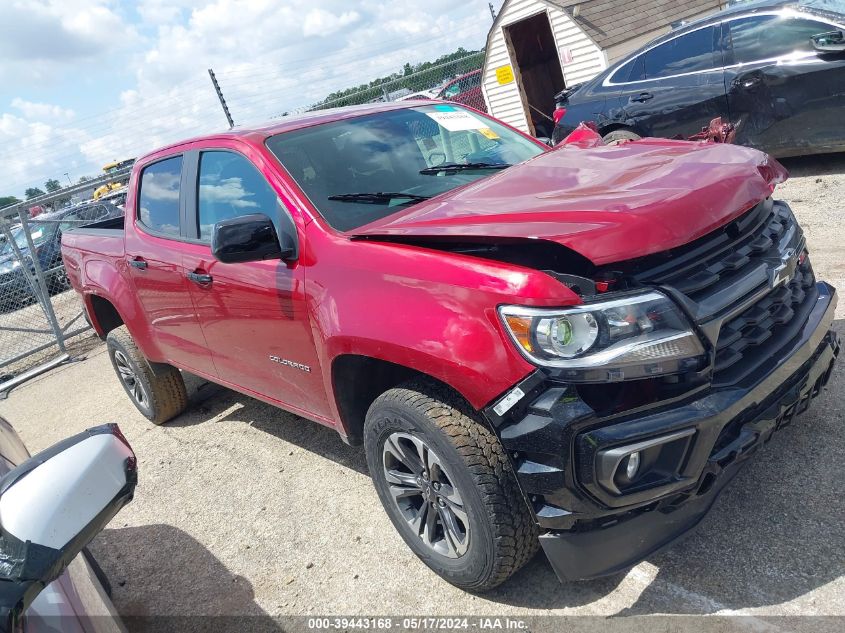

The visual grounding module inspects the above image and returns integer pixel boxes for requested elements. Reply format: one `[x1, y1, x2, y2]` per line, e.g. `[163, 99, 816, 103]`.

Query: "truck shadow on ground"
[170, 374, 368, 475]
[165, 321, 843, 614]
[779, 151, 845, 178]
[89, 524, 281, 632]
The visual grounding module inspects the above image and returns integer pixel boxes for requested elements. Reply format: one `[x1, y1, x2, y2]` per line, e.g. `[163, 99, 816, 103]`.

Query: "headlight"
[499, 291, 706, 382]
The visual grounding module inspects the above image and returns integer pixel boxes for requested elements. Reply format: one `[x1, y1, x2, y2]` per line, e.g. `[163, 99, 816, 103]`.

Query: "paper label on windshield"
[426, 109, 487, 132]
[478, 127, 499, 140]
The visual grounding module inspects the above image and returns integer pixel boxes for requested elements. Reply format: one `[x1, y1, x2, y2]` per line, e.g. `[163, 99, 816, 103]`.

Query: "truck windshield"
[266, 105, 545, 231]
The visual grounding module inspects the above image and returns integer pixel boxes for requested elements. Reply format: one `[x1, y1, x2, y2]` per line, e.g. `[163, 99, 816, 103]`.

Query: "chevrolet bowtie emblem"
[769, 248, 798, 289]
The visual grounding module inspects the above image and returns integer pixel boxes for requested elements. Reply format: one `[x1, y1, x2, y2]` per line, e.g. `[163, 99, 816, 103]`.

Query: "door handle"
[129, 257, 147, 270]
[187, 271, 213, 285]
[740, 75, 762, 90]
[630, 92, 654, 103]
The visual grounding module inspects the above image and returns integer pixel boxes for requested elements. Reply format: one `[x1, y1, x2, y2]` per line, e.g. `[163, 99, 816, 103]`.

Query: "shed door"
[503, 11, 565, 137]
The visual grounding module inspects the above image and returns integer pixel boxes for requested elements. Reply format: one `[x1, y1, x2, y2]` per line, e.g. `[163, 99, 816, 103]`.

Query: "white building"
[482, 0, 724, 135]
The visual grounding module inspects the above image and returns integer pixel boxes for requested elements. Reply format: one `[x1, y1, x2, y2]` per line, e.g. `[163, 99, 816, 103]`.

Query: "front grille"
[631, 199, 798, 310]
[628, 198, 819, 389]
[713, 259, 817, 387]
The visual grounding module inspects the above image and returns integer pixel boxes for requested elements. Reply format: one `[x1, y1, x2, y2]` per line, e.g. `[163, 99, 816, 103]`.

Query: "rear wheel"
[603, 128, 641, 145]
[106, 325, 187, 425]
[364, 382, 538, 591]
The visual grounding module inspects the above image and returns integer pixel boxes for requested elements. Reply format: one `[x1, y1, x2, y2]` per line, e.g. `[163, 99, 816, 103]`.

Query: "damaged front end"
[480, 198, 839, 581]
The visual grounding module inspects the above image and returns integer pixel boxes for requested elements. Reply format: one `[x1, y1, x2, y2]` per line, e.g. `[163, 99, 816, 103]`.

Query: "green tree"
[0, 195, 21, 208]
[25, 187, 45, 200]
[44, 178, 62, 192]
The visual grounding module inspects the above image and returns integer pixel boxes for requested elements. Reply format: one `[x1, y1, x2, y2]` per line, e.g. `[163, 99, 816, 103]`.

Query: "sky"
[0, 0, 496, 199]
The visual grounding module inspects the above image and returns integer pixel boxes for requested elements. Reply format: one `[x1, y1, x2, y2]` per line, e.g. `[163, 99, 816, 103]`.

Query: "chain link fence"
[0, 171, 129, 396]
[257, 52, 488, 121]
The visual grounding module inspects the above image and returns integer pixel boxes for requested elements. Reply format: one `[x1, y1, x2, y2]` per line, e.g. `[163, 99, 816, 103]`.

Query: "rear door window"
[726, 15, 835, 64]
[138, 156, 183, 237]
[643, 26, 718, 79]
[610, 55, 646, 83]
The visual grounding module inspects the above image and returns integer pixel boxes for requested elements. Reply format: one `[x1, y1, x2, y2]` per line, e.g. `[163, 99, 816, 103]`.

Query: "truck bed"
[64, 214, 124, 237]
[61, 214, 125, 288]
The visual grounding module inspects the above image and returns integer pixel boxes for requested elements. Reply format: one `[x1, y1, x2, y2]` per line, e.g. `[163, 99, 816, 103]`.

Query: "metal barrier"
[0, 169, 130, 397]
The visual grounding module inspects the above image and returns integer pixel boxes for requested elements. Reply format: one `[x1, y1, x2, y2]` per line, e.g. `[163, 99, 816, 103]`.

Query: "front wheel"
[106, 325, 187, 425]
[364, 382, 538, 591]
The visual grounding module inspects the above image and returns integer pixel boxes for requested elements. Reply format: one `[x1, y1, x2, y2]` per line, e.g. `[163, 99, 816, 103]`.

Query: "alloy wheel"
[382, 432, 470, 558]
[113, 350, 148, 407]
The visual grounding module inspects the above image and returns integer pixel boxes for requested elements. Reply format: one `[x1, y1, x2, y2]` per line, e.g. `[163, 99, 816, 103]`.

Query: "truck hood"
[351, 139, 788, 266]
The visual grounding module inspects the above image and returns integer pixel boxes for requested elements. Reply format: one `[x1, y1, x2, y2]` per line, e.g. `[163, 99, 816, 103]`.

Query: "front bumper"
[486, 282, 839, 581]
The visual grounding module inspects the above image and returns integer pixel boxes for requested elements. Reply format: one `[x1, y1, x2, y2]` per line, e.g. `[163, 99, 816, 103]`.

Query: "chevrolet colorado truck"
[61, 102, 840, 591]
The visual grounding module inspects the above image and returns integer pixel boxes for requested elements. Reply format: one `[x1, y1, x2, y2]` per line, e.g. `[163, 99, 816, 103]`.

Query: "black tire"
[106, 325, 187, 425]
[603, 128, 641, 145]
[364, 381, 538, 591]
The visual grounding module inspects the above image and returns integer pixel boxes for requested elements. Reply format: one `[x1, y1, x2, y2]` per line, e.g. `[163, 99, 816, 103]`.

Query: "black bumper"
[488, 282, 839, 582]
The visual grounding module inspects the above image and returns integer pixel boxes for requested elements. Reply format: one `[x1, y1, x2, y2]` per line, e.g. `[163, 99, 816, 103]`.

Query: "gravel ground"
[1, 152, 843, 626]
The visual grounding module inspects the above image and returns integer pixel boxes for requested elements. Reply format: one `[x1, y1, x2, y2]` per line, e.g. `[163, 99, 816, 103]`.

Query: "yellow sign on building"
[496, 65, 515, 85]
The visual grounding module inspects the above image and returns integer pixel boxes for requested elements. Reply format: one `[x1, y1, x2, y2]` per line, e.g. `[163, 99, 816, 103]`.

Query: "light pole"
[64, 173, 72, 186]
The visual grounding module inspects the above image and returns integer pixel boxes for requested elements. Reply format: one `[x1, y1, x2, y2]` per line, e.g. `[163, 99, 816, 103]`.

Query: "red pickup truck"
[61, 102, 839, 591]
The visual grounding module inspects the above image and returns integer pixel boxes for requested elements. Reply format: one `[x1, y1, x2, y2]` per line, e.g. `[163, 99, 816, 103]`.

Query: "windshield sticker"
[426, 110, 487, 132]
[478, 127, 500, 140]
[434, 105, 456, 112]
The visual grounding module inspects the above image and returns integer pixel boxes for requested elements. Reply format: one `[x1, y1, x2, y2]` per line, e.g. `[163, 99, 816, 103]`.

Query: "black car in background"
[0, 201, 122, 308]
[552, 1, 845, 157]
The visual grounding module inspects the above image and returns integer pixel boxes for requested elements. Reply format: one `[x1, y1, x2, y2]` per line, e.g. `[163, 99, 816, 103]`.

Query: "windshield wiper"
[419, 162, 511, 175]
[327, 192, 431, 204]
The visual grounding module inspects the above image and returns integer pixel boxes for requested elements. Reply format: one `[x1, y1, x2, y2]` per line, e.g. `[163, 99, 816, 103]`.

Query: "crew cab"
[61, 102, 839, 591]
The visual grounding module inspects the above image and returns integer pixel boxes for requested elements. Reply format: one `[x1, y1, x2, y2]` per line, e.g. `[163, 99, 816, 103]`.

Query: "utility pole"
[64, 173, 72, 186]
[489, 2, 497, 20]
[208, 68, 235, 129]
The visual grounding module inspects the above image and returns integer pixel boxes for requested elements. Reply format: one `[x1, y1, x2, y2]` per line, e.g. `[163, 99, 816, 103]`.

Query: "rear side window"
[197, 151, 280, 241]
[727, 15, 834, 64]
[643, 26, 718, 79]
[138, 156, 182, 237]
[610, 55, 646, 83]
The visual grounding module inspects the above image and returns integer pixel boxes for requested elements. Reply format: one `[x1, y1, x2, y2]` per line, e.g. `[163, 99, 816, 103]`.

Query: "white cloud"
[0, 0, 138, 68]
[10, 98, 75, 122]
[0, 112, 89, 194]
[0, 0, 493, 197]
[136, 0, 200, 25]
[302, 9, 361, 37]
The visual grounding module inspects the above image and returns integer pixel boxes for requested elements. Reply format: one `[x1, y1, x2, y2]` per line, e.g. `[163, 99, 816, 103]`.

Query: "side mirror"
[211, 213, 296, 264]
[812, 30, 845, 52]
[0, 424, 136, 630]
